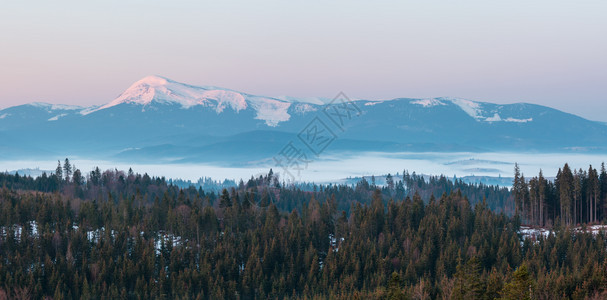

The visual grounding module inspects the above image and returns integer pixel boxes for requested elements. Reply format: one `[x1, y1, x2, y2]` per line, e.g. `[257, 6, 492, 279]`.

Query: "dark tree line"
[513, 163, 607, 227]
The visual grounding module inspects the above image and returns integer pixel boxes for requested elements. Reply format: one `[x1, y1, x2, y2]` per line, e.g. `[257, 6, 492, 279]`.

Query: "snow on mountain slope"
[85, 75, 294, 126]
[411, 97, 534, 123]
[275, 95, 331, 105]
[484, 113, 533, 123]
[292, 103, 318, 114]
[91, 75, 239, 111]
[68, 76, 536, 127]
[199, 90, 247, 112]
[29, 102, 84, 111]
[48, 114, 68, 121]
[0, 76, 591, 134]
[249, 98, 291, 126]
[411, 98, 446, 107]
[2, 75, 607, 160]
[444, 97, 484, 120]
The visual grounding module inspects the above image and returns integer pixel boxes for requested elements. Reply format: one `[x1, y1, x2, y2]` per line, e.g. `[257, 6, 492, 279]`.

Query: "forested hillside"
[1, 162, 607, 299]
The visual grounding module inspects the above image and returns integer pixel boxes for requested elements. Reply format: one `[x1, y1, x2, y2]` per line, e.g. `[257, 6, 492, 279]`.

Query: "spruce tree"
[219, 188, 232, 208]
[501, 263, 533, 300]
[538, 169, 546, 226]
[55, 160, 63, 180]
[558, 164, 574, 225]
[513, 163, 522, 218]
[63, 158, 72, 182]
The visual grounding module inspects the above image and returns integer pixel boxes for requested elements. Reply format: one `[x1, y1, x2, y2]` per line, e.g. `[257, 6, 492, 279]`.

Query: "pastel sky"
[1, 0, 606, 121]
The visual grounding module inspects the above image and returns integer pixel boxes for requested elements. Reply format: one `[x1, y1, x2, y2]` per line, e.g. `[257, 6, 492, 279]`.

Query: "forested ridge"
[0, 160, 607, 299]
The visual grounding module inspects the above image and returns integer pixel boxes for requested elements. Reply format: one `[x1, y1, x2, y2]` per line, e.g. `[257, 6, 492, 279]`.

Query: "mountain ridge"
[5, 75, 601, 127]
[1, 76, 606, 163]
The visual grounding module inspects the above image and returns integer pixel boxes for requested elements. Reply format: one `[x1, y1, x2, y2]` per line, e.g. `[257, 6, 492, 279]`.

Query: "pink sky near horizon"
[1, 0, 606, 121]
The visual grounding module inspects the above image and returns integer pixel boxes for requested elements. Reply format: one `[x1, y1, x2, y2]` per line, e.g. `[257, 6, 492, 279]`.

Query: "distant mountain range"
[1, 75, 606, 164]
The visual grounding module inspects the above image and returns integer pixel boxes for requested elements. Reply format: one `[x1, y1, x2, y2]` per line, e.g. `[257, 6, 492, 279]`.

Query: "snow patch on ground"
[249, 98, 291, 126]
[364, 101, 384, 106]
[446, 98, 483, 119]
[328, 234, 345, 252]
[519, 225, 607, 244]
[4, 220, 188, 257]
[411, 98, 445, 107]
[434, 98, 534, 123]
[78, 105, 101, 115]
[484, 115, 532, 123]
[29, 102, 82, 111]
[50, 104, 83, 110]
[504, 117, 533, 123]
[293, 103, 318, 114]
[155, 231, 183, 255]
[30, 221, 38, 236]
[200, 90, 248, 113]
[29, 102, 54, 109]
[485, 113, 502, 122]
[575, 225, 607, 235]
[48, 113, 68, 121]
[519, 226, 552, 241]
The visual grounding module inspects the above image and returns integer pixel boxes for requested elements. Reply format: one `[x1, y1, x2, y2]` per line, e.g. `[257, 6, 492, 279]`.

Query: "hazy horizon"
[3, 152, 605, 186]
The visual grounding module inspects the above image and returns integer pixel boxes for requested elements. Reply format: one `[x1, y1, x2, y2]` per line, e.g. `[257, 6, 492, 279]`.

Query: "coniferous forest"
[1, 161, 607, 299]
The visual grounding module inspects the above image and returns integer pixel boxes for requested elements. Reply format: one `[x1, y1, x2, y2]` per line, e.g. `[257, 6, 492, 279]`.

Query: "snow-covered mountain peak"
[102, 75, 181, 108]
[82, 76, 294, 126]
[87, 75, 246, 113]
[136, 75, 170, 86]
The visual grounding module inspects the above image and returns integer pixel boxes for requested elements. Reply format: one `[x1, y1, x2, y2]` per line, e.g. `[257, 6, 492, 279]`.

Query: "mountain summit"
[99, 75, 248, 110]
[87, 76, 292, 126]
